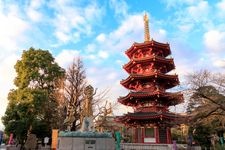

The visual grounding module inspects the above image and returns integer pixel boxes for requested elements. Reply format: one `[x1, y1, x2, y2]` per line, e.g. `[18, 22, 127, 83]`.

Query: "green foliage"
[2, 47, 65, 144]
[190, 125, 212, 149]
[14, 47, 64, 90]
[31, 120, 50, 139]
[171, 128, 186, 144]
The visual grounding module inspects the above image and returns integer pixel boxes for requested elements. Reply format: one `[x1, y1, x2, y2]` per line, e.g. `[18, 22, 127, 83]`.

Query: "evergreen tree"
[2, 47, 65, 143]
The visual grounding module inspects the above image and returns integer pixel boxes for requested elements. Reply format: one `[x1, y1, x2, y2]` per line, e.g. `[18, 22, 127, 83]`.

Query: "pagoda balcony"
[121, 73, 179, 90]
[124, 55, 174, 68]
[123, 56, 175, 74]
[118, 91, 183, 107]
[134, 105, 169, 113]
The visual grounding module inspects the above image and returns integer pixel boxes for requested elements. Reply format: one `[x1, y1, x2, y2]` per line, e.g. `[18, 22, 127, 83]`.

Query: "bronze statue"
[81, 85, 96, 131]
[84, 85, 95, 117]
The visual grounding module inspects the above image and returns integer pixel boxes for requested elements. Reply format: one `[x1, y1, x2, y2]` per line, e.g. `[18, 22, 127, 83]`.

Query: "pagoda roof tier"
[121, 73, 179, 90]
[126, 40, 171, 59]
[115, 112, 186, 127]
[118, 91, 183, 107]
[123, 56, 175, 74]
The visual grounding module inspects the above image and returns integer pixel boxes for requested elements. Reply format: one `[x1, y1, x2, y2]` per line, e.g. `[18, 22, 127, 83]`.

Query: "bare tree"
[64, 58, 86, 131]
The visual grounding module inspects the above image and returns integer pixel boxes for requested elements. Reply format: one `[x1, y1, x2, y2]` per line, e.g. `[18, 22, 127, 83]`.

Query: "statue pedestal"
[81, 117, 94, 132]
[58, 137, 115, 150]
[57, 131, 115, 150]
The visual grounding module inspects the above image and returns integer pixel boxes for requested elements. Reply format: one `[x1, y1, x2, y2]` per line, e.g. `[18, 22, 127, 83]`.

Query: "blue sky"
[1, 0, 225, 129]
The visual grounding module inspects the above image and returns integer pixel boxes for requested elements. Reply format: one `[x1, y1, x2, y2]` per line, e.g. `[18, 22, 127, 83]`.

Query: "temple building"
[116, 13, 184, 144]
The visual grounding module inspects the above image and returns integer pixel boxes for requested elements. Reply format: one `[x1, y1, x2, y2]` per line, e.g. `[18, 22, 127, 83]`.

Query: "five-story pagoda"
[116, 13, 184, 144]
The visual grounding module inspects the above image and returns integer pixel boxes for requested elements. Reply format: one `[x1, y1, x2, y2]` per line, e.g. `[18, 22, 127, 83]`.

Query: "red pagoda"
[116, 13, 184, 144]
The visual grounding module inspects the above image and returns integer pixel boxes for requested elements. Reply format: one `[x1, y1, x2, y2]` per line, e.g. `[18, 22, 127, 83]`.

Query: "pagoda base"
[133, 126, 171, 144]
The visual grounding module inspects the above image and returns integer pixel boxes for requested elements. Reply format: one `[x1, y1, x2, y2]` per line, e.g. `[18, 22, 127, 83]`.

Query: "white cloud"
[55, 49, 80, 68]
[0, 1, 3, 13]
[161, 0, 225, 72]
[83, 13, 146, 64]
[204, 30, 225, 52]
[116, 59, 124, 66]
[0, 54, 18, 95]
[86, 44, 97, 53]
[27, 9, 42, 22]
[0, 54, 19, 130]
[86, 67, 126, 100]
[50, 0, 104, 45]
[96, 33, 106, 43]
[214, 60, 225, 68]
[217, 0, 225, 17]
[98, 50, 109, 59]
[163, 0, 202, 9]
[178, 24, 194, 33]
[55, 31, 70, 43]
[106, 72, 118, 80]
[84, 2, 104, 23]
[30, 0, 45, 8]
[107, 13, 169, 46]
[110, 14, 142, 40]
[85, 54, 97, 60]
[204, 30, 225, 69]
[166, 0, 211, 36]
[0, 9, 29, 54]
[26, 0, 45, 22]
[109, 0, 128, 18]
[187, 1, 209, 22]
[72, 32, 81, 43]
[0, 2, 31, 129]
[107, 13, 170, 50]
[159, 29, 167, 36]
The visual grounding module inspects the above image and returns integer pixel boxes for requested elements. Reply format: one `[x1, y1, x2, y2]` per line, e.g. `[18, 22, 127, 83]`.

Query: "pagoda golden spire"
[143, 12, 150, 42]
